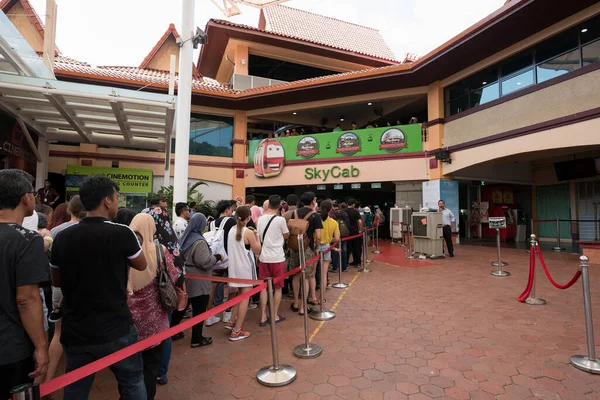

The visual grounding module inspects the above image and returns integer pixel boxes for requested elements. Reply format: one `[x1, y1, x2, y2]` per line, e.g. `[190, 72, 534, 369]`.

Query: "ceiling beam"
[110, 101, 132, 144]
[0, 98, 47, 137]
[44, 94, 91, 143]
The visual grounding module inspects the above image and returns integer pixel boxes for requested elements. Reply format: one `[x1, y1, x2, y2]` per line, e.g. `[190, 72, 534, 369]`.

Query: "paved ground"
[62, 242, 600, 399]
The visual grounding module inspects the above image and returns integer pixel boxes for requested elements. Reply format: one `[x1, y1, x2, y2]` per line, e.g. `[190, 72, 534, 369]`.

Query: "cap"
[364, 207, 371, 213]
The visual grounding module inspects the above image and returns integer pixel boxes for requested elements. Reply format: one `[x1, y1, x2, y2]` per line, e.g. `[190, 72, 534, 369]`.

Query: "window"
[444, 13, 600, 117]
[172, 113, 234, 157]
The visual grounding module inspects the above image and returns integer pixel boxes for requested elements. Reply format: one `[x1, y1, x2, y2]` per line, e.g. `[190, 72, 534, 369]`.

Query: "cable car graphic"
[253, 139, 285, 178]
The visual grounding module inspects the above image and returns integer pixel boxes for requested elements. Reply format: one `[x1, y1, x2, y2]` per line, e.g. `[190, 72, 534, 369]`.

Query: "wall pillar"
[234, 43, 249, 76]
[232, 110, 247, 200]
[35, 139, 49, 190]
[426, 81, 446, 181]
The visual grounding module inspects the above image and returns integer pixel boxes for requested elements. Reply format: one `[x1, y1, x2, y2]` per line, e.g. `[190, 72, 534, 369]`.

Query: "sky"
[28, 0, 505, 68]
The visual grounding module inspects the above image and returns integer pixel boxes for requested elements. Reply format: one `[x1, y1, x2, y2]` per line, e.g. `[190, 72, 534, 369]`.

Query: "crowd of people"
[0, 169, 383, 400]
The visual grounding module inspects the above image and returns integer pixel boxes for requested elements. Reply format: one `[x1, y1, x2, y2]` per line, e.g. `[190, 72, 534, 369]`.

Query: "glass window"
[447, 95, 469, 116]
[188, 113, 233, 157]
[501, 68, 534, 95]
[537, 48, 580, 83]
[445, 81, 469, 102]
[535, 28, 578, 63]
[580, 14, 600, 45]
[582, 39, 600, 66]
[465, 66, 499, 91]
[469, 82, 500, 107]
[500, 51, 533, 77]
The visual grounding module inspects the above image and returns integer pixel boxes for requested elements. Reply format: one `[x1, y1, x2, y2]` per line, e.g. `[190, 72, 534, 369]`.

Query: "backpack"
[337, 219, 350, 238]
[204, 217, 231, 270]
[287, 209, 315, 251]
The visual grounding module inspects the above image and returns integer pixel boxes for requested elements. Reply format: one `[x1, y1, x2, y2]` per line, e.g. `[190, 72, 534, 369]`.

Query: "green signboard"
[249, 124, 422, 178]
[66, 165, 153, 194]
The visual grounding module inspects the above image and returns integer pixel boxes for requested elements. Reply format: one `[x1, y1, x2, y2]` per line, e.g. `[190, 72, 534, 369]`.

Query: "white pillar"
[36, 139, 49, 190]
[42, 0, 57, 72]
[173, 0, 194, 205]
[164, 54, 176, 189]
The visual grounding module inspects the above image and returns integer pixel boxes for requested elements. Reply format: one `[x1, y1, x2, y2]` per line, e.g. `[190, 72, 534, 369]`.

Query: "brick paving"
[60, 243, 600, 399]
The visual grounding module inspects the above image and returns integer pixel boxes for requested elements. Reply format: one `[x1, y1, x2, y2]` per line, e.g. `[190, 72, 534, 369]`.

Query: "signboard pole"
[552, 217, 566, 252]
[491, 228, 510, 277]
[373, 225, 382, 254]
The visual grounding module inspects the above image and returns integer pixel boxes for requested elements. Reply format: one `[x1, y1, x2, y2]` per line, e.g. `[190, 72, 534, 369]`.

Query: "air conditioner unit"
[390, 206, 413, 239]
[412, 212, 443, 239]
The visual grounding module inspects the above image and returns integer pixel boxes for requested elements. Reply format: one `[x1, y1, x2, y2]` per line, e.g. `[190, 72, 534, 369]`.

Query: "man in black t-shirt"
[290, 192, 323, 315]
[50, 175, 147, 400]
[345, 199, 363, 268]
[0, 170, 49, 398]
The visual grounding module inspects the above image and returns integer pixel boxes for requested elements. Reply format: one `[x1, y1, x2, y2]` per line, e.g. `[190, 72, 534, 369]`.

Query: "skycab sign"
[304, 165, 359, 182]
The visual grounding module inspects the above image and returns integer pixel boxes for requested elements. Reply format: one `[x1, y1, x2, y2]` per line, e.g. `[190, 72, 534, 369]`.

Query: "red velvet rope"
[536, 245, 581, 289]
[517, 246, 535, 302]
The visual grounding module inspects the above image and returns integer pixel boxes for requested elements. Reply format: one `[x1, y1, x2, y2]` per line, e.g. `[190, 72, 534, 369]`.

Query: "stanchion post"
[362, 231, 372, 272]
[294, 235, 323, 359]
[491, 228, 510, 276]
[406, 225, 415, 259]
[571, 256, 600, 374]
[553, 217, 565, 252]
[310, 250, 336, 321]
[10, 384, 39, 400]
[333, 240, 348, 289]
[365, 230, 373, 264]
[525, 234, 546, 305]
[373, 225, 382, 254]
[257, 278, 297, 386]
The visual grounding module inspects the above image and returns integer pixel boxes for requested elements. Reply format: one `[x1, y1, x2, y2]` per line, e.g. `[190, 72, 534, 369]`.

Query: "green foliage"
[197, 200, 217, 219]
[147, 181, 209, 217]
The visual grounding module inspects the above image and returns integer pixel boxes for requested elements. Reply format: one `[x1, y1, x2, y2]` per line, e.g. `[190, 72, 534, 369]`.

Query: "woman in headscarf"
[128, 213, 179, 400]
[178, 213, 224, 348]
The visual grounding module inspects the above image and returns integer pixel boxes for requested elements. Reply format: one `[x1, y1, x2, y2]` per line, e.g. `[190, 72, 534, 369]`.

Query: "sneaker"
[156, 375, 168, 385]
[229, 329, 251, 341]
[205, 315, 221, 326]
[183, 308, 193, 319]
[222, 310, 232, 323]
[328, 267, 337, 273]
[48, 308, 62, 323]
[172, 332, 185, 341]
[224, 321, 235, 330]
[248, 303, 258, 310]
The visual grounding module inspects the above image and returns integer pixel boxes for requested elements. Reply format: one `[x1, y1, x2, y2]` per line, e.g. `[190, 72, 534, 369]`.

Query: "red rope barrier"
[517, 247, 535, 302]
[535, 245, 581, 289]
[185, 274, 264, 286]
[342, 233, 364, 241]
[40, 282, 267, 396]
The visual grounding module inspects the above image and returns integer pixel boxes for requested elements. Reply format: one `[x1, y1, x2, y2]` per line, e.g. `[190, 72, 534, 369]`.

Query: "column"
[35, 139, 49, 190]
[426, 81, 445, 181]
[232, 110, 247, 200]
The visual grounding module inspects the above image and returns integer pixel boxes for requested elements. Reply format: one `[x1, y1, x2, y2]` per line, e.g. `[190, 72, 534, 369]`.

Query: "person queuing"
[178, 213, 223, 348]
[257, 195, 290, 326]
[128, 214, 179, 399]
[45, 196, 87, 384]
[150, 197, 168, 209]
[226, 206, 261, 341]
[115, 207, 137, 226]
[330, 202, 349, 272]
[318, 200, 340, 285]
[0, 170, 50, 398]
[345, 199, 363, 269]
[173, 202, 191, 239]
[50, 175, 148, 399]
[37, 179, 60, 208]
[48, 203, 70, 231]
[438, 200, 456, 258]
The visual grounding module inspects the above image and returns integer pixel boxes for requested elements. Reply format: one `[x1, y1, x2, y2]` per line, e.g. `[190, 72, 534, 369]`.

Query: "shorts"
[258, 261, 287, 289]
[289, 247, 316, 279]
[319, 244, 332, 261]
[212, 269, 228, 278]
[51, 286, 62, 309]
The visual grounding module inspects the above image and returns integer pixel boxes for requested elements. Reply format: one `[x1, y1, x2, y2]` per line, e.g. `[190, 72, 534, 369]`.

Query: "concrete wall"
[395, 181, 423, 211]
[6, 2, 44, 53]
[444, 69, 600, 147]
[145, 36, 180, 72]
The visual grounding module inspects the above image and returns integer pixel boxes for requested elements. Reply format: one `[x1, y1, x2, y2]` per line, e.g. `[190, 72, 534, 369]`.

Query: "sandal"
[308, 299, 320, 306]
[291, 303, 299, 312]
[190, 336, 212, 348]
[299, 307, 313, 316]
[259, 317, 270, 327]
[276, 314, 286, 324]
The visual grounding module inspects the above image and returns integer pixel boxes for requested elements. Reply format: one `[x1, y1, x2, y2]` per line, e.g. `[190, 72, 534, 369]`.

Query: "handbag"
[175, 281, 188, 312]
[156, 244, 178, 312]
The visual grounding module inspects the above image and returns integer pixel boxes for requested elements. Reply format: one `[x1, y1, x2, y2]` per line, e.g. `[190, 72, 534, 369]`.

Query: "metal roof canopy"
[0, 73, 176, 151]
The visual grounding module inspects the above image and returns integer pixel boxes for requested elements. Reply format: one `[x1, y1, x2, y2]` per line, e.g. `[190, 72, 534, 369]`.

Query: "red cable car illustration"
[253, 139, 285, 178]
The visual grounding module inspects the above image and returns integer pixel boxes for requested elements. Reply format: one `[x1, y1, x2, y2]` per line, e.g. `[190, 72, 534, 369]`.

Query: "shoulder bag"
[156, 244, 178, 312]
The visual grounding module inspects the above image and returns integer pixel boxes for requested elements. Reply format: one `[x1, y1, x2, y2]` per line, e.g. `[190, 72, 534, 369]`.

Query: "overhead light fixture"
[517, 82, 521, 85]
[581, 28, 588, 33]
[367, 102, 373, 106]
[292, 112, 297, 115]
[482, 81, 487, 85]
[340, 118, 345, 122]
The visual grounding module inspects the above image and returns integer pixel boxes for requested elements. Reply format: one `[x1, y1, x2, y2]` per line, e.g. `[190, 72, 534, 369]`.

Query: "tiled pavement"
[68, 243, 600, 399]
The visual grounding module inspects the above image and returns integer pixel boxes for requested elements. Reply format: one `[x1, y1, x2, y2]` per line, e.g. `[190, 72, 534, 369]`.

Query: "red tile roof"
[260, 5, 397, 62]
[139, 23, 180, 69]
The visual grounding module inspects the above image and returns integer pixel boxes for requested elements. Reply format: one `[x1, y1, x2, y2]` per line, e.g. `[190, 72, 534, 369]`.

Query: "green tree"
[147, 181, 209, 217]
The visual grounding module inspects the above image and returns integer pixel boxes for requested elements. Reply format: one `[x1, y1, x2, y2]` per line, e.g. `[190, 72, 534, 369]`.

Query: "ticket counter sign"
[489, 217, 507, 229]
[248, 124, 422, 178]
[66, 165, 153, 194]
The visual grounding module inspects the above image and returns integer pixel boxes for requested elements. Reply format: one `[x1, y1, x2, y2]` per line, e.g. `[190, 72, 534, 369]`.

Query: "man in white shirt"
[438, 200, 456, 257]
[257, 195, 290, 326]
[173, 202, 190, 239]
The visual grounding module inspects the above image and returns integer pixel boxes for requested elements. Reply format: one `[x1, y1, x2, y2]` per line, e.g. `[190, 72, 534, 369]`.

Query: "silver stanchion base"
[525, 297, 546, 305]
[570, 355, 600, 374]
[373, 250, 382, 254]
[293, 343, 323, 359]
[491, 270, 510, 277]
[553, 247, 565, 252]
[309, 310, 336, 321]
[428, 254, 445, 259]
[257, 364, 297, 386]
[366, 258, 373, 264]
[332, 283, 349, 289]
[491, 261, 509, 267]
[361, 266, 372, 272]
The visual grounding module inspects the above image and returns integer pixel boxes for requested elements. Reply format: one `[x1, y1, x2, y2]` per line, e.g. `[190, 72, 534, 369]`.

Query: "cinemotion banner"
[249, 124, 422, 178]
[65, 165, 153, 194]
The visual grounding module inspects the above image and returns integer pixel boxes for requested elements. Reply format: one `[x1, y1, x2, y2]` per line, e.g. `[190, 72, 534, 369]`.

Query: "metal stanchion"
[553, 217, 565, 252]
[293, 235, 323, 359]
[527, 219, 534, 254]
[257, 277, 297, 386]
[405, 225, 415, 259]
[310, 251, 336, 321]
[362, 232, 372, 272]
[365, 230, 373, 264]
[333, 240, 348, 289]
[491, 228, 510, 276]
[373, 225, 382, 254]
[525, 235, 546, 305]
[571, 256, 600, 374]
[10, 384, 39, 400]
